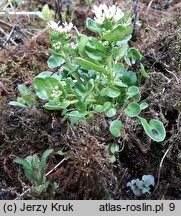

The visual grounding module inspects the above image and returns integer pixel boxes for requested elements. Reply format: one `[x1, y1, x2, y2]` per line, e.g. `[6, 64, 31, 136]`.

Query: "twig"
[132, 0, 139, 41]
[177, 113, 181, 132]
[16, 27, 30, 40]
[14, 158, 67, 200]
[8, 0, 14, 10]
[0, 19, 13, 28]
[147, 0, 154, 11]
[0, 11, 38, 16]
[50, 62, 66, 76]
[3, 26, 16, 46]
[45, 158, 67, 176]
[74, 26, 80, 35]
[119, 168, 128, 186]
[0, 82, 11, 95]
[66, 0, 70, 16]
[0, 26, 17, 46]
[152, 145, 173, 194]
[165, 68, 180, 84]
[55, 0, 62, 23]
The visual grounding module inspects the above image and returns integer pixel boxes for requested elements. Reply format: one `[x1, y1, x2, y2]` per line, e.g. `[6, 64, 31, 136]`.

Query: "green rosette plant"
[10, 3, 166, 142]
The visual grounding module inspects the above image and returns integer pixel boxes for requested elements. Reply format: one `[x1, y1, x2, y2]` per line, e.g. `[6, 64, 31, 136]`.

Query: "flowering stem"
[107, 55, 113, 80]
[61, 51, 83, 84]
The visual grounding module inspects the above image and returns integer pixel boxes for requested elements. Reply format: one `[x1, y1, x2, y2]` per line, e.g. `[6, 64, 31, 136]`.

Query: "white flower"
[92, 4, 124, 24]
[51, 86, 62, 99]
[102, 41, 109, 46]
[92, 4, 106, 25]
[54, 86, 59, 90]
[114, 7, 124, 21]
[105, 5, 116, 19]
[70, 42, 77, 49]
[52, 41, 61, 50]
[60, 81, 66, 86]
[63, 22, 73, 32]
[48, 21, 73, 34]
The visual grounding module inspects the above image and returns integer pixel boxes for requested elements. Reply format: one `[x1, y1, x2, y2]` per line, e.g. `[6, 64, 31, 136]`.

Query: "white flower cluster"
[51, 86, 62, 99]
[48, 21, 73, 34]
[70, 42, 77, 49]
[52, 41, 62, 50]
[92, 4, 124, 25]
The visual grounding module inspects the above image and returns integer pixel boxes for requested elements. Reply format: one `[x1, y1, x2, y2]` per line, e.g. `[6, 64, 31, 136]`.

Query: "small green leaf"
[34, 76, 60, 100]
[100, 88, 108, 96]
[14, 158, 34, 182]
[127, 86, 139, 97]
[18, 84, 31, 97]
[116, 35, 132, 46]
[113, 78, 128, 87]
[65, 78, 74, 91]
[85, 50, 103, 61]
[95, 102, 111, 112]
[109, 143, 119, 154]
[36, 4, 54, 21]
[140, 118, 166, 142]
[113, 63, 124, 74]
[14, 158, 32, 171]
[68, 111, 86, 125]
[107, 87, 120, 98]
[103, 24, 133, 42]
[121, 71, 137, 86]
[125, 102, 141, 117]
[87, 37, 109, 52]
[44, 99, 78, 110]
[75, 82, 86, 97]
[44, 102, 62, 110]
[47, 55, 65, 68]
[127, 48, 143, 64]
[76, 57, 106, 73]
[76, 34, 89, 57]
[105, 108, 117, 118]
[140, 102, 148, 110]
[76, 101, 87, 113]
[140, 63, 150, 78]
[132, 93, 141, 103]
[86, 18, 101, 33]
[113, 43, 128, 60]
[9, 99, 28, 108]
[68, 111, 85, 119]
[102, 102, 111, 111]
[109, 120, 123, 137]
[110, 155, 117, 163]
[94, 105, 103, 112]
[86, 79, 94, 92]
[41, 149, 53, 174]
[102, 20, 113, 31]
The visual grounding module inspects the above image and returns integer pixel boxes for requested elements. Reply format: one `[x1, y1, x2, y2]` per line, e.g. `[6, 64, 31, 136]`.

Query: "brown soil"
[0, 0, 180, 200]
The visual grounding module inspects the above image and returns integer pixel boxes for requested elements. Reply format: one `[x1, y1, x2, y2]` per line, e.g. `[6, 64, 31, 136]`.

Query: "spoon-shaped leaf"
[47, 55, 65, 69]
[41, 149, 53, 174]
[102, 24, 133, 42]
[139, 102, 148, 110]
[105, 108, 117, 117]
[86, 18, 101, 33]
[109, 120, 123, 137]
[125, 102, 141, 117]
[107, 87, 120, 98]
[127, 86, 139, 97]
[140, 118, 166, 142]
[94, 104, 103, 112]
[34, 76, 60, 100]
[94, 102, 111, 112]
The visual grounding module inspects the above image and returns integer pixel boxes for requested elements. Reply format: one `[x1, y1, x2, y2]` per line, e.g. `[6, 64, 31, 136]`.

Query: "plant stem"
[107, 55, 113, 80]
[61, 51, 83, 84]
